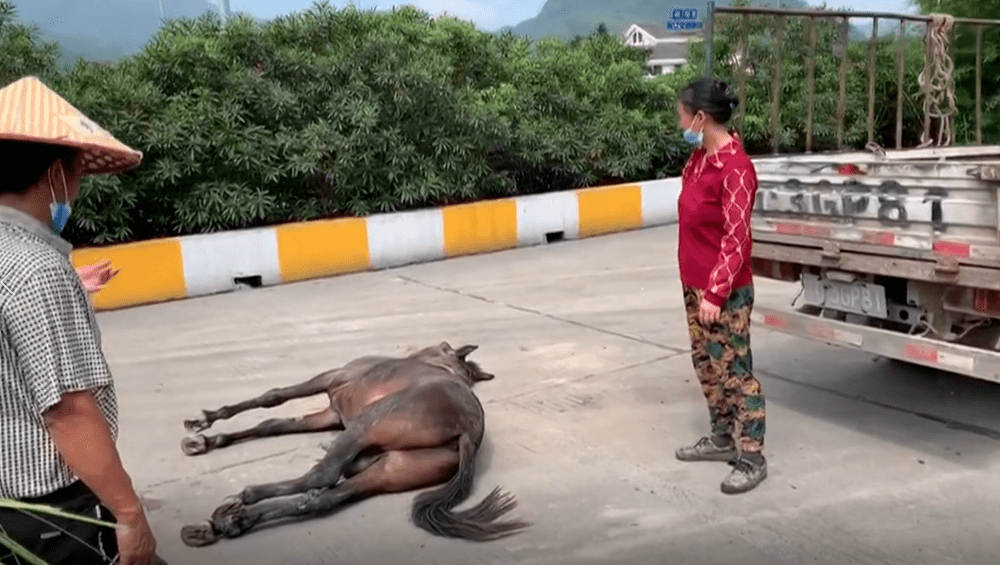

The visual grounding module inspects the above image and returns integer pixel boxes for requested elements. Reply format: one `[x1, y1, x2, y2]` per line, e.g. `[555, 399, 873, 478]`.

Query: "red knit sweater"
[677, 133, 758, 308]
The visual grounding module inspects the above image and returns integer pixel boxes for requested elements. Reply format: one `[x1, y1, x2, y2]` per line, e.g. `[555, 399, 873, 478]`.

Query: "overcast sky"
[230, 0, 921, 31]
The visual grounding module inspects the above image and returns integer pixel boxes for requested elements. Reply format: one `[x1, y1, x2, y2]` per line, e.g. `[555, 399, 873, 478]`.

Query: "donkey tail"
[410, 434, 529, 542]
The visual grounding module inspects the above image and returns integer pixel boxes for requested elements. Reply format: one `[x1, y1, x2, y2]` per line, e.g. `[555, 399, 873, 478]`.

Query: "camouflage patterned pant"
[683, 285, 765, 453]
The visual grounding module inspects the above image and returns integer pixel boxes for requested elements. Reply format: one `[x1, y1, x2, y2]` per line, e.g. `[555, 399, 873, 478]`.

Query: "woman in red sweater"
[673, 77, 767, 495]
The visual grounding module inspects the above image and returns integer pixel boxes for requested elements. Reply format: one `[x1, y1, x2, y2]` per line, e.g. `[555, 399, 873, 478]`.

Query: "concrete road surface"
[96, 225, 1000, 565]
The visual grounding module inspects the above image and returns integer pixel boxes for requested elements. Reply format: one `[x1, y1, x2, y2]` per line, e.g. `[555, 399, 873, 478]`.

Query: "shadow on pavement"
[754, 331, 1000, 468]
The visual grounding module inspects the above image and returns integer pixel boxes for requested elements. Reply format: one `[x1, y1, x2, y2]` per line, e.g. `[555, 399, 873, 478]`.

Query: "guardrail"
[73, 178, 682, 312]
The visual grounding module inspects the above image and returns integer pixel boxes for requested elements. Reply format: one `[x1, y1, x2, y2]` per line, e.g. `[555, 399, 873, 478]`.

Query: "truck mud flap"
[751, 306, 1000, 383]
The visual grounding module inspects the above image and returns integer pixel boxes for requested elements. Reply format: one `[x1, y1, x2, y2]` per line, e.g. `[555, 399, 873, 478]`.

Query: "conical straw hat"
[0, 76, 142, 175]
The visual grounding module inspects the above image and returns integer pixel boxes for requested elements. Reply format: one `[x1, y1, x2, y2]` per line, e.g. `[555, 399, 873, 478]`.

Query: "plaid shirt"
[0, 205, 118, 500]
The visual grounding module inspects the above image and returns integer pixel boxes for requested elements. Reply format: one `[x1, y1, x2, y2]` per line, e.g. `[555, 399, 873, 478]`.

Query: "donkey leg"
[181, 448, 458, 547]
[184, 369, 340, 433]
[182, 407, 342, 456]
[236, 424, 371, 505]
[237, 392, 462, 504]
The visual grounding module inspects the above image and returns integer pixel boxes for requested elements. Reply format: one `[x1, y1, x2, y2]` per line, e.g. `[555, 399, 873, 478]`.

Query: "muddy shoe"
[675, 436, 738, 462]
[721, 455, 768, 494]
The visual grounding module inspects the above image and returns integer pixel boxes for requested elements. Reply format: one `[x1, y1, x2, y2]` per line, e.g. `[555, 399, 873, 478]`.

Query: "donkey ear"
[456, 344, 479, 358]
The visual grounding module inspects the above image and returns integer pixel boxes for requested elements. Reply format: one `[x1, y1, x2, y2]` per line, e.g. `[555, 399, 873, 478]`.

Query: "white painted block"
[515, 191, 581, 246]
[367, 209, 445, 270]
[938, 351, 976, 373]
[832, 329, 864, 347]
[180, 228, 281, 297]
[641, 177, 681, 227]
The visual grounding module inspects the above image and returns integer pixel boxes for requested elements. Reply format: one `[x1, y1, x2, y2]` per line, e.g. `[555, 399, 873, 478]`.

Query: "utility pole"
[205, 0, 230, 21]
[705, 1, 715, 78]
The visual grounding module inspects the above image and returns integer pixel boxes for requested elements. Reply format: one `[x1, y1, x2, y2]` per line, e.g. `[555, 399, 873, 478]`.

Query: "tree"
[0, 0, 60, 86]
[45, 2, 688, 245]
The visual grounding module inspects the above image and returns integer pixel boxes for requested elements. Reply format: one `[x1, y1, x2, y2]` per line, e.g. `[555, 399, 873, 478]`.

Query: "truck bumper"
[752, 306, 1000, 383]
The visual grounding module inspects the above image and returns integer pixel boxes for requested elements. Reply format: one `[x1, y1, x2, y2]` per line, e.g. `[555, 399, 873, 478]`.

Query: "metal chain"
[918, 13, 958, 148]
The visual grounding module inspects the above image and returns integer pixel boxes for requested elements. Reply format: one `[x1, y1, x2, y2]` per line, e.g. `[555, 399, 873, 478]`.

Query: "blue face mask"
[682, 128, 704, 146]
[682, 111, 706, 147]
[50, 202, 72, 234]
[48, 164, 73, 235]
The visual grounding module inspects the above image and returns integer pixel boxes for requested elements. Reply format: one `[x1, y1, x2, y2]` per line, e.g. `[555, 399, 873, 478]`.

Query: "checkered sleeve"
[4, 263, 113, 416]
[705, 162, 757, 307]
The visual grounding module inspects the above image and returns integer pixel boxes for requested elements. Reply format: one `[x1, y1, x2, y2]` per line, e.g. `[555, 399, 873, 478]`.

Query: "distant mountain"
[10, 0, 253, 67]
[497, 0, 812, 42]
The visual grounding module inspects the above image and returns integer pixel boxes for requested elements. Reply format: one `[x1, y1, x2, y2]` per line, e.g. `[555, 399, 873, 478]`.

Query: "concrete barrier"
[70, 178, 682, 312]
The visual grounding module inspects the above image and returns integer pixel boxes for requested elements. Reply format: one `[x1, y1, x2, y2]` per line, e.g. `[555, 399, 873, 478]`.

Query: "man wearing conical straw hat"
[0, 77, 159, 565]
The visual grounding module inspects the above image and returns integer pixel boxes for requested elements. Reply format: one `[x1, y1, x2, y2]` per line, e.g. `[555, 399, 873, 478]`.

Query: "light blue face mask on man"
[48, 163, 72, 235]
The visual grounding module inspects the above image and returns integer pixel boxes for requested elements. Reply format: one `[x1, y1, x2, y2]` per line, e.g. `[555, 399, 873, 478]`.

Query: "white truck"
[705, 6, 1000, 383]
[749, 146, 1000, 383]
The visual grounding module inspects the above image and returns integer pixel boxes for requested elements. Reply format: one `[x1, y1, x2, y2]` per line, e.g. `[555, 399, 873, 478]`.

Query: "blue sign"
[667, 7, 703, 31]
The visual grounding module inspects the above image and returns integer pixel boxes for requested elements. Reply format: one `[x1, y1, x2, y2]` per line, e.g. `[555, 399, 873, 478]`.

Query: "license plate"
[801, 274, 888, 319]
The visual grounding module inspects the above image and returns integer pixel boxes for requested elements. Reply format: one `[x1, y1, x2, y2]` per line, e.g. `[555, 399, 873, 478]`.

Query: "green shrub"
[43, 3, 689, 245]
[3, 0, 995, 247]
[0, 1, 60, 86]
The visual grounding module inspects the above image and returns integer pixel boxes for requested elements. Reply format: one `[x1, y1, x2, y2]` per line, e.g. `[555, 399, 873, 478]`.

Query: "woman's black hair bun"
[712, 79, 738, 108]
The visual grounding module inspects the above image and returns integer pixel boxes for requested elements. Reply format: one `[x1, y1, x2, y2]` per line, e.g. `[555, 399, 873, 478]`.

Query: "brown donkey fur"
[179, 342, 528, 547]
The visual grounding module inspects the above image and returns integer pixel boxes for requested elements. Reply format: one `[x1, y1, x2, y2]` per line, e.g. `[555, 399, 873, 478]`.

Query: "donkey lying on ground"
[178, 342, 528, 547]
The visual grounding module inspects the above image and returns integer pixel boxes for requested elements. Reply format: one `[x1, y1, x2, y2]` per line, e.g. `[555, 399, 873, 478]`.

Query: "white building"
[620, 22, 701, 77]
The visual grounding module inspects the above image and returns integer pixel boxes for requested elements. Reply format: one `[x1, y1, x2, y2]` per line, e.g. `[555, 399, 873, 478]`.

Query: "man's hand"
[115, 510, 158, 565]
[76, 260, 119, 294]
[698, 297, 722, 326]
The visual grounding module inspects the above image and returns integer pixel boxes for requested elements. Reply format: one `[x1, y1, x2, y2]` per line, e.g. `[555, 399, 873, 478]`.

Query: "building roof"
[622, 21, 703, 41]
[634, 23, 669, 39]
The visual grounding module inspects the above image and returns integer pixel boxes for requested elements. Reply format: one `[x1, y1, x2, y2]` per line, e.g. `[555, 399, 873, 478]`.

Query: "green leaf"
[0, 499, 117, 529]
[0, 530, 51, 565]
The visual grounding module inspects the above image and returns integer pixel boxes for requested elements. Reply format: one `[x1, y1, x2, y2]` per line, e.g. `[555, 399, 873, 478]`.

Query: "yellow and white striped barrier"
[71, 178, 681, 311]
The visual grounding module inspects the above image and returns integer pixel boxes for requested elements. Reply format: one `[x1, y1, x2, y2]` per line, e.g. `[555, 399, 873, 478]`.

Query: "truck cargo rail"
[706, 5, 1000, 153]
[752, 305, 1000, 383]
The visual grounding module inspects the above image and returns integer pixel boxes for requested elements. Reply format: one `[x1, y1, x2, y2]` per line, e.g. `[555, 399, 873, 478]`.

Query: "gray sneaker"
[675, 436, 738, 462]
[721, 455, 768, 494]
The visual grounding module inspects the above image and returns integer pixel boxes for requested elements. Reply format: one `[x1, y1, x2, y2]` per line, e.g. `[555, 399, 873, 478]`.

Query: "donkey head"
[433, 341, 495, 383]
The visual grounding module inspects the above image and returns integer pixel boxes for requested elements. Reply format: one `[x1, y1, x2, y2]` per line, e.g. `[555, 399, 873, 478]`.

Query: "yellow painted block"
[577, 184, 643, 238]
[276, 218, 370, 283]
[443, 200, 518, 258]
[70, 239, 187, 311]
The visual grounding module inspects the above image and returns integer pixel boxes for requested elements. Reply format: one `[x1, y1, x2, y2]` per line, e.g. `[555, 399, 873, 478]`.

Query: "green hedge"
[8, 1, 689, 245]
[2, 0, 995, 247]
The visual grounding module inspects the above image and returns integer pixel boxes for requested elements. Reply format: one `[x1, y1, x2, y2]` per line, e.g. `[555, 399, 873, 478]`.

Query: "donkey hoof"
[210, 497, 247, 537]
[212, 496, 245, 522]
[184, 411, 212, 433]
[181, 435, 209, 456]
[180, 522, 219, 547]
